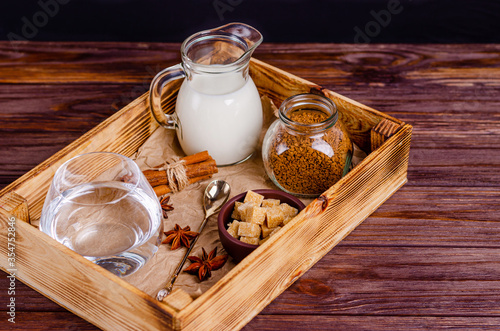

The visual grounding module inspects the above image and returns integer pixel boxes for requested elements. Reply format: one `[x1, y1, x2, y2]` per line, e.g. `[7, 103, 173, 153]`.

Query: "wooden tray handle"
[371, 119, 404, 152]
[0, 191, 31, 224]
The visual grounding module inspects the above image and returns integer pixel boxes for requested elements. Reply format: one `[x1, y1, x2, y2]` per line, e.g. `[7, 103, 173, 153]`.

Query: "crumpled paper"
[124, 96, 366, 299]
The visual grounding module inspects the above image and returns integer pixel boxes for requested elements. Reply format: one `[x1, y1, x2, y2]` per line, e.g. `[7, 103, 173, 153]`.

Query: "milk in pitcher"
[175, 71, 263, 165]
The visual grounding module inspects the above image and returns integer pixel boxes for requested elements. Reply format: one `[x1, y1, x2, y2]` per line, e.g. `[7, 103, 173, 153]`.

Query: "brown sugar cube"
[259, 236, 270, 245]
[231, 201, 243, 220]
[240, 236, 259, 245]
[227, 220, 240, 238]
[247, 206, 266, 225]
[282, 216, 293, 226]
[265, 206, 285, 228]
[238, 222, 261, 238]
[261, 223, 278, 238]
[237, 202, 254, 222]
[244, 190, 265, 206]
[268, 226, 282, 237]
[280, 203, 298, 218]
[261, 199, 280, 208]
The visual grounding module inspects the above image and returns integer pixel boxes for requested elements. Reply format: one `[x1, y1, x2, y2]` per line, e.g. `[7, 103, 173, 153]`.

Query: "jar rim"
[278, 93, 338, 132]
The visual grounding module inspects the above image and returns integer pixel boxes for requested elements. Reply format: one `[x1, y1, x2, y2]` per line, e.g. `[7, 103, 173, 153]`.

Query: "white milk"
[175, 72, 263, 165]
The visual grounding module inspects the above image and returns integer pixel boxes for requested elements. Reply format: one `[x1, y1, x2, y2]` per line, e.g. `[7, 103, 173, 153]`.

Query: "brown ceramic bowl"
[218, 189, 306, 262]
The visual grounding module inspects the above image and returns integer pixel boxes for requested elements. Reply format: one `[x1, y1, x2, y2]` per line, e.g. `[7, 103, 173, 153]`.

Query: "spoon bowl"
[204, 180, 231, 215]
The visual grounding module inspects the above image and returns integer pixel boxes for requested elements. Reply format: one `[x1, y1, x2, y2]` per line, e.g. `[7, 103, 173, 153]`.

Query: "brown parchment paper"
[124, 96, 366, 299]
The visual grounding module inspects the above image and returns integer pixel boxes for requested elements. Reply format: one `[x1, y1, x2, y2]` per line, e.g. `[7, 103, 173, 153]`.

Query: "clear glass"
[39, 152, 163, 277]
[149, 23, 264, 166]
[262, 94, 353, 198]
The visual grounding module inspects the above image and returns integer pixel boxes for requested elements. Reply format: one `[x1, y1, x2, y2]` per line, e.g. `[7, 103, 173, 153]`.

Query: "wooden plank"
[405, 148, 500, 187]
[409, 149, 500, 166]
[370, 186, 500, 223]
[253, 43, 500, 86]
[243, 315, 500, 330]
[349, 188, 500, 248]
[8, 312, 500, 331]
[6, 311, 99, 330]
[1, 43, 498, 93]
[0, 42, 180, 84]
[0, 273, 66, 311]
[407, 166, 500, 187]
[262, 246, 500, 316]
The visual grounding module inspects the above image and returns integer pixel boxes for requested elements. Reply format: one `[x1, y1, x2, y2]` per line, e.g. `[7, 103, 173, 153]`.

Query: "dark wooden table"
[1, 42, 499, 330]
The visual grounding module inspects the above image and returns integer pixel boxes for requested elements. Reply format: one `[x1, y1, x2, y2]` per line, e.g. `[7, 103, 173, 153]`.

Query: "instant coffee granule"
[267, 109, 352, 196]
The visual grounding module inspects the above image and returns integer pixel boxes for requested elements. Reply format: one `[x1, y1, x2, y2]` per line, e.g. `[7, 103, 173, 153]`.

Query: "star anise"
[184, 247, 228, 282]
[162, 224, 198, 250]
[120, 174, 134, 183]
[160, 195, 174, 218]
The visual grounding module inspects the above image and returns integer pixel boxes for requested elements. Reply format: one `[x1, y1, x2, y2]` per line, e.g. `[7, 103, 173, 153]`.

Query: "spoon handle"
[157, 214, 211, 301]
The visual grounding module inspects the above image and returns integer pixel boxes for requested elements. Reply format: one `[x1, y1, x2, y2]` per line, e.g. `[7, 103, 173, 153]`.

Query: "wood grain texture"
[242, 315, 500, 330]
[371, 119, 403, 152]
[263, 246, 500, 315]
[0, 42, 499, 330]
[0, 191, 29, 223]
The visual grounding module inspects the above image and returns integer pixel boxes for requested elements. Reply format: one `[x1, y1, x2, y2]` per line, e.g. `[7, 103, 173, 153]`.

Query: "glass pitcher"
[149, 23, 264, 166]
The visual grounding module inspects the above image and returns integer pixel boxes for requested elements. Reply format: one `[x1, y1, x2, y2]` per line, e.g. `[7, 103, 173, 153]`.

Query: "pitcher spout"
[181, 22, 263, 68]
[213, 22, 263, 56]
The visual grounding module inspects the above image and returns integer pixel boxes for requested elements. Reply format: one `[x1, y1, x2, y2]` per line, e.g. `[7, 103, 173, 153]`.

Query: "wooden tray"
[0, 58, 412, 330]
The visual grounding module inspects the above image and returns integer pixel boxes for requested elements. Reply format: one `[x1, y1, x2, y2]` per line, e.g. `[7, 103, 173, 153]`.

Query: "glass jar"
[262, 93, 353, 198]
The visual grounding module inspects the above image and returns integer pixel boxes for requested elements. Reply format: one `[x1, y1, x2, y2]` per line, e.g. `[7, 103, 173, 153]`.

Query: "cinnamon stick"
[154, 175, 213, 196]
[179, 151, 211, 166]
[145, 159, 218, 187]
[152, 150, 211, 168]
[185, 159, 217, 178]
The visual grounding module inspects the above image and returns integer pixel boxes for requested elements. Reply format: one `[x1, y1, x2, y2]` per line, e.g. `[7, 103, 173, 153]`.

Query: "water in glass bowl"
[40, 181, 163, 277]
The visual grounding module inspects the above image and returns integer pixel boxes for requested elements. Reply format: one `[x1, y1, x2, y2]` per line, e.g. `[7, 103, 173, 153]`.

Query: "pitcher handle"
[149, 63, 186, 129]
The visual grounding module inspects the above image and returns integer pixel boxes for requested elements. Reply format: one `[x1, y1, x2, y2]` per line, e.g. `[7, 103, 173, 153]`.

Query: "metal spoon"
[156, 179, 231, 301]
